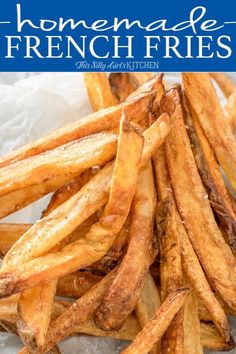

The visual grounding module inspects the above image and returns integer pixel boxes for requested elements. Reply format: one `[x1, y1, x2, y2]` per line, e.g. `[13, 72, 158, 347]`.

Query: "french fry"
[0, 132, 117, 197]
[109, 73, 135, 102]
[164, 87, 236, 313]
[183, 290, 203, 354]
[3, 114, 170, 270]
[0, 174, 72, 220]
[157, 142, 230, 341]
[0, 224, 31, 257]
[225, 89, 236, 135]
[200, 322, 235, 351]
[44, 267, 119, 351]
[0, 112, 145, 298]
[210, 73, 236, 98]
[184, 94, 236, 252]
[84, 73, 117, 110]
[157, 198, 185, 354]
[135, 273, 162, 354]
[16, 173, 95, 353]
[122, 288, 190, 354]
[182, 73, 236, 191]
[0, 75, 161, 168]
[3, 162, 112, 267]
[95, 161, 156, 331]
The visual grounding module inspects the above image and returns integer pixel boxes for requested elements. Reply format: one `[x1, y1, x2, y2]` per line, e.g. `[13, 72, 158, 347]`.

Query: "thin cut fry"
[95, 162, 156, 331]
[183, 290, 203, 354]
[182, 73, 236, 190]
[201, 322, 235, 351]
[157, 198, 184, 354]
[0, 174, 72, 220]
[121, 288, 190, 354]
[210, 73, 236, 98]
[84, 73, 117, 110]
[0, 132, 117, 197]
[184, 94, 236, 252]
[45, 268, 119, 351]
[0, 75, 161, 168]
[154, 145, 230, 340]
[164, 87, 236, 313]
[3, 113, 170, 269]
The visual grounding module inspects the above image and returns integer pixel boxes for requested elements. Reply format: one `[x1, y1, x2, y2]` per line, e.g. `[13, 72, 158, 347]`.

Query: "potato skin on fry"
[163, 87, 236, 314]
[95, 162, 156, 331]
[184, 94, 236, 253]
[122, 288, 190, 354]
[182, 73, 236, 191]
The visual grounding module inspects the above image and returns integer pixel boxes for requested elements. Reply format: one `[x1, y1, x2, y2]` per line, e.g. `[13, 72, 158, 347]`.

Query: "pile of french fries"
[0, 71, 235, 354]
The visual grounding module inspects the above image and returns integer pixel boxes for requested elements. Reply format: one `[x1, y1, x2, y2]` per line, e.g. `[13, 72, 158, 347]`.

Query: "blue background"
[0, 0, 235, 71]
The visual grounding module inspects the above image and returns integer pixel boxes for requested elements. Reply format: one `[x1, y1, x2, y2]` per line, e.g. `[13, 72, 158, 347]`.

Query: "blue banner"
[0, 0, 236, 71]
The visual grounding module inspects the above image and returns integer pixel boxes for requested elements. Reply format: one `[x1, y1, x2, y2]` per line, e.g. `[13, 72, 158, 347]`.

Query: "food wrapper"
[0, 72, 235, 353]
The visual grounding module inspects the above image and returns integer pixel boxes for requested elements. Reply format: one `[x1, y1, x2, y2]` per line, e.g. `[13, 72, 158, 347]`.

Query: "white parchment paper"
[0, 72, 235, 353]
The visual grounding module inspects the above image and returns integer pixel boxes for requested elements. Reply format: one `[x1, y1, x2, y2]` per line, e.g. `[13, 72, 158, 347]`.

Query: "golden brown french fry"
[84, 73, 117, 110]
[0, 218, 96, 258]
[109, 73, 135, 102]
[95, 162, 156, 331]
[210, 73, 236, 98]
[183, 290, 203, 354]
[16, 172, 95, 353]
[0, 174, 72, 220]
[3, 163, 112, 267]
[225, 89, 236, 135]
[201, 322, 235, 351]
[45, 268, 119, 351]
[0, 115, 170, 296]
[0, 132, 117, 197]
[153, 147, 230, 341]
[3, 114, 169, 268]
[135, 273, 162, 354]
[164, 87, 236, 313]
[0, 224, 31, 257]
[0, 75, 161, 168]
[154, 133, 230, 340]
[182, 73, 236, 191]
[184, 94, 236, 252]
[122, 288, 190, 354]
[17, 282, 57, 351]
[157, 198, 184, 354]
[57, 271, 102, 298]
